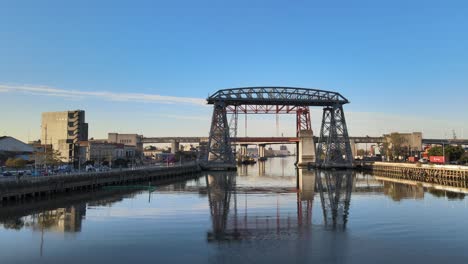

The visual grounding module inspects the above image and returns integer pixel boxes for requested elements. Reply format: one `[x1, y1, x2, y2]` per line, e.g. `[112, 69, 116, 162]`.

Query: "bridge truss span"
[208, 87, 349, 106]
[204, 87, 353, 170]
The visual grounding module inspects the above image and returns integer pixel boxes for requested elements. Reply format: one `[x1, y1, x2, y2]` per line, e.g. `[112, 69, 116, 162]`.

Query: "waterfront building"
[107, 133, 143, 152]
[41, 110, 88, 163]
[77, 140, 137, 166]
[0, 136, 34, 164]
[0, 136, 34, 153]
[143, 147, 164, 159]
[384, 132, 423, 152]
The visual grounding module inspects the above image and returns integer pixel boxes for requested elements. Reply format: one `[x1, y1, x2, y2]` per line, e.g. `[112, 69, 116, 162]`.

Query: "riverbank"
[363, 162, 468, 185]
[0, 163, 201, 202]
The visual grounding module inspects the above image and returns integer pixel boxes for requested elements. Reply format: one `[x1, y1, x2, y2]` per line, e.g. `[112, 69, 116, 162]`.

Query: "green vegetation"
[357, 149, 366, 156]
[380, 133, 408, 160]
[5, 158, 27, 169]
[459, 152, 468, 165]
[427, 145, 465, 162]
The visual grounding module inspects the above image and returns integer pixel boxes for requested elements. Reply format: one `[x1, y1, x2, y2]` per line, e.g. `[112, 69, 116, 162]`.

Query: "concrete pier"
[0, 164, 201, 202]
[258, 144, 266, 159]
[297, 130, 316, 167]
[239, 144, 248, 157]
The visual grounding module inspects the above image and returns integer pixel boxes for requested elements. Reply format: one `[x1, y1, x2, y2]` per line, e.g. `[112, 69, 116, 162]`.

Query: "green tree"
[382, 133, 408, 160]
[459, 152, 468, 165]
[428, 145, 465, 161]
[427, 146, 443, 157]
[446, 145, 465, 161]
[5, 158, 27, 169]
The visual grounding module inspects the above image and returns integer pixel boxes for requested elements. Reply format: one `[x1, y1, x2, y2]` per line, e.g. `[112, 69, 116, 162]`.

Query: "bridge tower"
[316, 105, 353, 169]
[204, 87, 353, 170]
[296, 107, 317, 167]
[204, 101, 236, 170]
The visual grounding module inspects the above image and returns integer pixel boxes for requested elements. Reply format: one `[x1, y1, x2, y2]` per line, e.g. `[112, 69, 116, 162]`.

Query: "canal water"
[1, 157, 468, 263]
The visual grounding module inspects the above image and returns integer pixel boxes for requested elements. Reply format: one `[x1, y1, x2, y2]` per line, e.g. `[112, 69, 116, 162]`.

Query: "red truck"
[408, 157, 418, 163]
[430, 156, 446, 164]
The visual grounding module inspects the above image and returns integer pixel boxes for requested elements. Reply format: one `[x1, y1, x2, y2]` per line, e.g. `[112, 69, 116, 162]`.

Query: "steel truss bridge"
[142, 136, 468, 147]
[142, 136, 384, 144]
[203, 87, 354, 170]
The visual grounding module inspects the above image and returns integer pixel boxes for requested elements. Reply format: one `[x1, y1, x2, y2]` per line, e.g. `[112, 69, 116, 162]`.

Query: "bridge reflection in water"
[205, 169, 354, 242]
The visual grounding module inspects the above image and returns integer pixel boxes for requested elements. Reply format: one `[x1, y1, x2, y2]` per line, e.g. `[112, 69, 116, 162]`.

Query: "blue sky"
[1, 0, 467, 141]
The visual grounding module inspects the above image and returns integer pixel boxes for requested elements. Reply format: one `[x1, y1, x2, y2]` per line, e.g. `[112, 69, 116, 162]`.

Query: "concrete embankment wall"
[0, 164, 201, 202]
[365, 162, 468, 185]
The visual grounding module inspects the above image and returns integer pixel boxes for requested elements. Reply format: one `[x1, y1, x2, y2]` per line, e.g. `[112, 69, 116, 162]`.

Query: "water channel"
[1, 157, 467, 263]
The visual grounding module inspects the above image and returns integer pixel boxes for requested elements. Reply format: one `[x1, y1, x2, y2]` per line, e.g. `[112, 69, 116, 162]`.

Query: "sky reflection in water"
[0, 157, 467, 264]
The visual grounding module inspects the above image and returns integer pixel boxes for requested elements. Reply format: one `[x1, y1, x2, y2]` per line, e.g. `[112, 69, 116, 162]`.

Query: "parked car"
[2, 171, 13, 177]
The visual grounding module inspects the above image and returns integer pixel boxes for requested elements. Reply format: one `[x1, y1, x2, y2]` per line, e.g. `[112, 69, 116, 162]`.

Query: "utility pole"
[44, 125, 47, 174]
[276, 113, 279, 137]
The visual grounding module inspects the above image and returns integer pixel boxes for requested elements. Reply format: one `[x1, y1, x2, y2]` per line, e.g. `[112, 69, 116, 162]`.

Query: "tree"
[357, 149, 366, 156]
[34, 149, 64, 167]
[5, 158, 27, 169]
[446, 145, 465, 161]
[427, 146, 443, 157]
[459, 152, 468, 165]
[428, 145, 465, 161]
[382, 133, 408, 160]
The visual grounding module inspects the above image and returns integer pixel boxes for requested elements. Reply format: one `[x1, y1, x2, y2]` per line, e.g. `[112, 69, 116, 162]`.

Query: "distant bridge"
[421, 139, 468, 145]
[142, 136, 468, 146]
[142, 136, 385, 144]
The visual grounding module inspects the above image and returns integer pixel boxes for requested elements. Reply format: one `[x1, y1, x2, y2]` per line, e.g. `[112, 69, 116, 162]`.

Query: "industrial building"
[107, 133, 143, 152]
[41, 110, 88, 163]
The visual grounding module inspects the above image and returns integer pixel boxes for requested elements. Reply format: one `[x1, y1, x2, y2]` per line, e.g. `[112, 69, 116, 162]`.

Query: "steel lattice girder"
[316, 106, 353, 167]
[208, 87, 349, 107]
[296, 107, 312, 136]
[206, 102, 235, 164]
[226, 105, 300, 114]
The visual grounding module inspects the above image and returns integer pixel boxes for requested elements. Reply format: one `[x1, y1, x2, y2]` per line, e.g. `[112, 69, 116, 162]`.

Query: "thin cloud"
[0, 84, 207, 106]
[155, 114, 210, 121]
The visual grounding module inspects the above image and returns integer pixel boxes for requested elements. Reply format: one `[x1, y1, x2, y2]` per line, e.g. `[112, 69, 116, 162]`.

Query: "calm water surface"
[1, 157, 468, 264]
